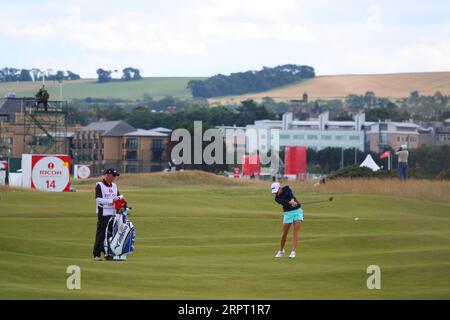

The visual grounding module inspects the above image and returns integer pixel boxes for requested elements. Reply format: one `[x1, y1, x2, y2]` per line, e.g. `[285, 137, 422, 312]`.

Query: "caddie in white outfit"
[93, 168, 120, 261]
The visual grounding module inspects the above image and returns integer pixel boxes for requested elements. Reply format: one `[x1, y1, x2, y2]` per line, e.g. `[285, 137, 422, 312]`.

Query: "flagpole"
[388, 152, 391, 171]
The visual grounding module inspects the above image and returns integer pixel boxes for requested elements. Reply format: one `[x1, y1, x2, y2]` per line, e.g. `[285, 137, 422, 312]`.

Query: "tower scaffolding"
[22, 98, 69, 155]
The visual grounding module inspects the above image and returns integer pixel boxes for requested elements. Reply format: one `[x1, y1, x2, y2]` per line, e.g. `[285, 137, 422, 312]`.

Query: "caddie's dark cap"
[104, 168, 120, 176]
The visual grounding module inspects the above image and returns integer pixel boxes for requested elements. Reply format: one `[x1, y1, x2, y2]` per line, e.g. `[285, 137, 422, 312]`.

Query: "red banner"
[242, 155, 261, 176]
[284, 146, 307, 176]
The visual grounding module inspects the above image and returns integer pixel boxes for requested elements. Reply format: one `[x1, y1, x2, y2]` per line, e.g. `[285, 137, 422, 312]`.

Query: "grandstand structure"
[21, 98, 69, 155]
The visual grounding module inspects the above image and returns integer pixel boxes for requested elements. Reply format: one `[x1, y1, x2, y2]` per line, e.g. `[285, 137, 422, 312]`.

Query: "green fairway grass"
[0, 77, 204, 100]
[0, 175, 449, 299]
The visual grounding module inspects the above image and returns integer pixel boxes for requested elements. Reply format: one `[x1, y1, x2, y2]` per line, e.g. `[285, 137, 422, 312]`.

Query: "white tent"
[8, 172, 23, 187]
[360, 154, 381, 172]
[0, 171, 6, 185]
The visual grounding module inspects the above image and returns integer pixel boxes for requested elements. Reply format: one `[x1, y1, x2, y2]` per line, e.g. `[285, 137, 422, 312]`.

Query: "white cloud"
[366, 4, 382, 31]
[180, 0, 315, 43]
[315, 38, 450, 75]
[400, 40, 450, 71]
[2, 23, 57, 38]
[0, 0, 449, 76]
[0, 12, 209, 55]
[184, 0, 301, 22]
[67, 18, 209, 55]
[0, 0, 314, 57]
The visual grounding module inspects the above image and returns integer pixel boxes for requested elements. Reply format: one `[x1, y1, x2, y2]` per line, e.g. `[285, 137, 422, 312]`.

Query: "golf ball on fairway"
[354, 217, 359, 221]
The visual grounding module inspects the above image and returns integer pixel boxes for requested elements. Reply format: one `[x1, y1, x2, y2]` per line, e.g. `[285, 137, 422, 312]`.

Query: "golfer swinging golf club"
[271, 182, 303, 259]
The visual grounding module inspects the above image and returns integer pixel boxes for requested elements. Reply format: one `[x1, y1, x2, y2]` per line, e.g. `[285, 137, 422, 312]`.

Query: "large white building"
[218, 111, 432, 154]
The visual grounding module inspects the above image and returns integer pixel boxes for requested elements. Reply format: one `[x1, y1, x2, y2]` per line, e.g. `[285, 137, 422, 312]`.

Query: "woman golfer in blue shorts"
[271, 182, 303, 259]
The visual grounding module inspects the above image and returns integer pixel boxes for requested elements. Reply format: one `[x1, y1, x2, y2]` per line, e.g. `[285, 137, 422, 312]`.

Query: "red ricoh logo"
[40, 162, 62, 176]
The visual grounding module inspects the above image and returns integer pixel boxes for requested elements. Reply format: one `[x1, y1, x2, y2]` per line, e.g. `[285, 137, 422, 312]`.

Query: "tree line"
[343, 90, 450, 122]
[0, 66, 143, 83]
[187, 64, 315, 98]
[96, 67, 142, 83]
[68, 98, 276, 130]
[0, 68, 81, 82]
[68, 89, 450, 128]
[284, 91, 450, 123]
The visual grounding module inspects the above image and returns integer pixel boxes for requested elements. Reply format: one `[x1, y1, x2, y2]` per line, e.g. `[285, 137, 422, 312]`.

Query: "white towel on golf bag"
[104, 210, 136, 258]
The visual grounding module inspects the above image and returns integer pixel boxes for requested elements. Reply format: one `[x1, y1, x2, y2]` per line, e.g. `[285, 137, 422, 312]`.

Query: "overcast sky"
[1, 0, 449, 77]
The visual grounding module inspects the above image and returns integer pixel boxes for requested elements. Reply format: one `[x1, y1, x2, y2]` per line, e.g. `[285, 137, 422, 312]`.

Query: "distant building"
[434, 119, 450, 145]
[151, 127, 173, 134]
[0, 97, 80, 158]
[218, 111, 434, 154]
[218, 112, 366, 153]
[122, 128, 170, 172]
[418, 127, 434, 147]
[166, 106, 177, 114]
[72, 121, 171, 174]
[73, 120, 136, 163]
[217, 125, 247, 155]
[368, 121, 433, 152]
[1, 96, 172, 175]
[277, 111, 366, 151]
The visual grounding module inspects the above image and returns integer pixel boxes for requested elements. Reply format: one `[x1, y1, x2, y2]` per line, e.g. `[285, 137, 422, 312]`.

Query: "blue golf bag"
[104, 206, 136, 261]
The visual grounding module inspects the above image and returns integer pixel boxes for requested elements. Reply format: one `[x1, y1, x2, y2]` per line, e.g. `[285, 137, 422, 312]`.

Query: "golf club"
[302, 196, 334, 205]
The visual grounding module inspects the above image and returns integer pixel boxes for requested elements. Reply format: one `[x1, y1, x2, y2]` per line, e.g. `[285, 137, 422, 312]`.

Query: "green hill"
[3, 72, 449, 102]
[0, 77, 205, 100]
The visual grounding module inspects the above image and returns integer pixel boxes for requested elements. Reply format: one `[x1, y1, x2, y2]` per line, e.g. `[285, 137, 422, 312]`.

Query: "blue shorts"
[283, 208, 303, 224]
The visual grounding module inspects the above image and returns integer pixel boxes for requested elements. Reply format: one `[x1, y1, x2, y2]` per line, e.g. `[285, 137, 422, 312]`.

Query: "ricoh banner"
[22, 154, 71, 192]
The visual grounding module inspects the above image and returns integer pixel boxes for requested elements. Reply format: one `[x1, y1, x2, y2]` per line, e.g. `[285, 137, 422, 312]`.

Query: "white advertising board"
[21, 154, 71, 192]
[74, 164, 92, 180]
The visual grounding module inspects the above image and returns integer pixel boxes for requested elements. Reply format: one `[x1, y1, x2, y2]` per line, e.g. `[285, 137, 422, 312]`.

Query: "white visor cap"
[271, 182, 281, 194]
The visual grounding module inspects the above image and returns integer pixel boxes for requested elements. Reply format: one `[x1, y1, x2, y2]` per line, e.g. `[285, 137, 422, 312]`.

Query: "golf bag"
[104, 197, 136, 261]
